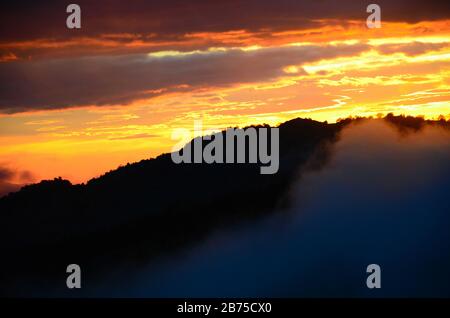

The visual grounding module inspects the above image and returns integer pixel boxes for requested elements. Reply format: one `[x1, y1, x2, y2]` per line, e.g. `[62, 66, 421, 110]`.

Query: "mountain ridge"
[0, 114, 449, 296]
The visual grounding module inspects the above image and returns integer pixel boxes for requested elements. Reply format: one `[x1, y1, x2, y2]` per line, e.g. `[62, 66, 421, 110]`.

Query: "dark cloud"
[0, 0, 448, 42]
[0, 167, 15, 181]
[0, 166, 35, 197]
[377, 41, 450, 56]
[0, 43, 368, 113]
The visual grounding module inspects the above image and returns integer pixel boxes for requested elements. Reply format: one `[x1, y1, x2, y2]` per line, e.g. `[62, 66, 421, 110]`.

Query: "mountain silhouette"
[0, 114, 448, 296]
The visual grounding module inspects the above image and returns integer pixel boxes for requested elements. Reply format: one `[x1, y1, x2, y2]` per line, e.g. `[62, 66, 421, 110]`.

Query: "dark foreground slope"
[0, 115, 448, 296]
[0, 117, 343, 294]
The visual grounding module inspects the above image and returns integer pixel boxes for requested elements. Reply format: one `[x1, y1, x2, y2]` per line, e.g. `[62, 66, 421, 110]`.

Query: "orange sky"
[1, 10, 449, 188]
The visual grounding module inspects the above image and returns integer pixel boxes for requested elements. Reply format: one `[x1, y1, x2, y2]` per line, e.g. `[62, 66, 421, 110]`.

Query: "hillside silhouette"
[0, 114, 448, 296]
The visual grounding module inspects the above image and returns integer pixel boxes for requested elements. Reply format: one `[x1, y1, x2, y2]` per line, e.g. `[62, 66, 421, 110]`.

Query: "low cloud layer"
[91, 120, 450, 297]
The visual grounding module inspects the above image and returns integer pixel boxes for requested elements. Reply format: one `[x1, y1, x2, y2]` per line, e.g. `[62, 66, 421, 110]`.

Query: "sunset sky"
[0, 0, 449, 190]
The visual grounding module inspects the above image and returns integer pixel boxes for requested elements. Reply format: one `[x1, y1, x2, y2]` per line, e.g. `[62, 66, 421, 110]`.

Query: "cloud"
[19, 170, 35, 182]
[108, 133, 158, 140]
[0, 43, 369, 113]
[0, 167, 15, 181]
[1, 1, 448, 43]
[1, 1, 448, 61]
[25, 119, 62, 125]
[377, 41, 450, 56]
[0, 166, 36, 197]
